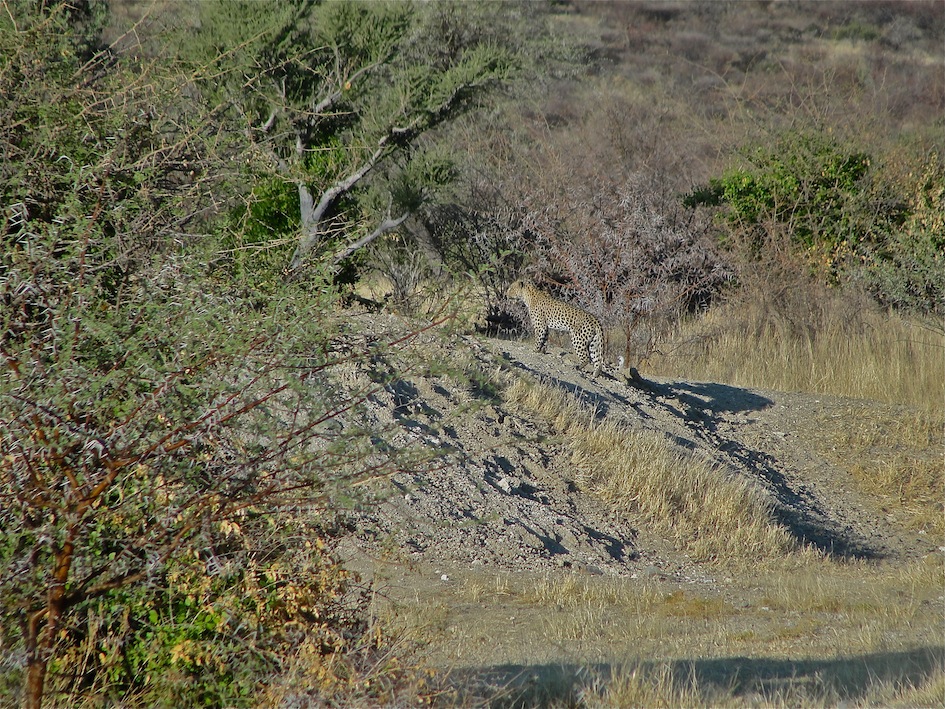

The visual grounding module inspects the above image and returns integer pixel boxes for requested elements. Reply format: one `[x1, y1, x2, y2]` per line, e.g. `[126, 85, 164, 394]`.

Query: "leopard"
[506, 279, 604, 377]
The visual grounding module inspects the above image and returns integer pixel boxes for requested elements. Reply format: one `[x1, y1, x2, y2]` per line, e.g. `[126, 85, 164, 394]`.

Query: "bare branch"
[288, 137, 393, 271]
[331, 212, 410, 266]
[261, 108, 278, 132]
[287, 65, 500, 274]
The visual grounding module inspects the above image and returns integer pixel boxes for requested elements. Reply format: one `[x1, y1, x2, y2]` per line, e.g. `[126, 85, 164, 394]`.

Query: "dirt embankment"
[336, 315, 939, 580]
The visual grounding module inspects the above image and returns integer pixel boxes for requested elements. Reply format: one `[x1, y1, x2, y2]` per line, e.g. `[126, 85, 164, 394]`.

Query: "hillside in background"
[475, 0, 944, 191]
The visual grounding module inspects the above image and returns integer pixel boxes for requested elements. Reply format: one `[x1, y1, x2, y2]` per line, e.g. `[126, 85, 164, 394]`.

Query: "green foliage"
[311, 0, 413, 69]
[2, 210, 360, 704]
[39, 517, 365, 707]
[178, 0, 512, 273]
[1, 5, 99, 220]
[237, 178, 300, 245]
[381, 148, 459, 215]
[0, 5, 438, 707]
[856, 153, 945, 319]
[177, 1, 299, 82]
[683, 131, 945, 315]
[832, 20, 881, 42]
[224, 177, 300, 282]
[687, 132, 879, 253]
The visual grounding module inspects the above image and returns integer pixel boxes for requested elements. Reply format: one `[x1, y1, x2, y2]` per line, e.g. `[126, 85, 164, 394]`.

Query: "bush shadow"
[505, 355, 881, 560]
[448, 646, 945, 708]
[649, 378, 880, 559]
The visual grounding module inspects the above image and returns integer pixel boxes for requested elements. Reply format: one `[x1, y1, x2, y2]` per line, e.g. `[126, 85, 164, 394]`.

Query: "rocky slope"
[334, 314, 939, 581]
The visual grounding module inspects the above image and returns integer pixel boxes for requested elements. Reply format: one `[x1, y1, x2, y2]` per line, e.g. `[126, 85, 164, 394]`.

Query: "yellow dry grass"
[804, 404, 944, 537]
[397, 556, 944, 708]
[579, 658, 945, 709]
[647, 300, 944, 414]
[503, 376, 800, 564]
[645, 298, 945, 539]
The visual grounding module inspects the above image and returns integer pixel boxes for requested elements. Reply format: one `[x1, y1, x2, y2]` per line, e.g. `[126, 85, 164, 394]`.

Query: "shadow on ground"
[447, 646, 945, 708]
[635, 375, 883, 561]
[508, 357, 881, 561]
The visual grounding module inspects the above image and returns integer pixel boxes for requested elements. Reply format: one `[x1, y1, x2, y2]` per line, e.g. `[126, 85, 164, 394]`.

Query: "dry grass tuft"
[849, 454, 943, 536]
[805, 403, 944, 536]
[580, 662, 709, 708]
[884, 670, 945, 709]
[503, 376, 799, 563]
[518, 574, 662, 612]
[757, 556, 942, 620]
[648, 297, 944, 415]
[572, 421, 798, 563]
[576, 658, 945, 709]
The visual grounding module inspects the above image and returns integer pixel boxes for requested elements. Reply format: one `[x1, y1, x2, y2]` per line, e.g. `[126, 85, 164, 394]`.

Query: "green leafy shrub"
[684, 131, 945, 316]
[832, 20, 881, 42]
[234, 178, 300, 245]
[224, 176, 301, 284]
[0, 5, 437, 707]
[686, 132, 884, 256]
[856, 152, 945, 319]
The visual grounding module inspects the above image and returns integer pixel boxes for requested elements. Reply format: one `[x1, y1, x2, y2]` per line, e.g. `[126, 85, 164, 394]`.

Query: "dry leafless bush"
[515, 175, 733, 367]
[414, 179, 536, 333]
[365, 233, 437, 314]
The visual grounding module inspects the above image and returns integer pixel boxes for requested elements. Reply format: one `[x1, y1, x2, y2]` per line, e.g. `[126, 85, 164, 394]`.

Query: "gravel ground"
[334, 315, 939, 581]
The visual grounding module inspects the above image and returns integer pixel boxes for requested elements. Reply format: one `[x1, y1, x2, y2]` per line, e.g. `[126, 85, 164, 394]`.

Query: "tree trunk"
[287, 139, 391, 273]
[24, 650, 48, 709]
[24, 538, 74, 709]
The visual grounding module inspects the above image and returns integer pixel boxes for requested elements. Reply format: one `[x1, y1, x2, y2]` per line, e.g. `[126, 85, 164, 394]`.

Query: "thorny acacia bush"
[0, 5, 438, 707]
[516, 176, 733, 367]
[189, 0, 512, 279]
[0, 245, 435, 706]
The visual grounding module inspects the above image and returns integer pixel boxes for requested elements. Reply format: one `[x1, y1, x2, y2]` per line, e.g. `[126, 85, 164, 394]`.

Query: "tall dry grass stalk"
[648, 299, 944, 414]
[503, 377, 800, 564]
[580, 662, 709, 708]
[579, 659, 945, 709]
